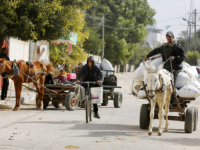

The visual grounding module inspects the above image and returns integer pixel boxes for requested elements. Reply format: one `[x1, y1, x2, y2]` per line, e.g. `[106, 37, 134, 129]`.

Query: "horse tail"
[44, 62, 52, 74]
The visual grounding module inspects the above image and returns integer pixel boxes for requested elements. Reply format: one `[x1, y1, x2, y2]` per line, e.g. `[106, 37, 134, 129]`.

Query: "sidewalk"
[0, 89, 36, 109]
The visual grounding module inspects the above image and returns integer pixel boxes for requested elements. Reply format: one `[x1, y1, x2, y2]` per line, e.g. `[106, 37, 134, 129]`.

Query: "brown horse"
[0, 58, 52, 111]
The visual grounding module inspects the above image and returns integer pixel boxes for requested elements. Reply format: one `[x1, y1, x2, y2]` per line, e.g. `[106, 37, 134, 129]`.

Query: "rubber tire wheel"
[191, 107, 198, 131]
[101, 100, 108, 106]
[65, 92, 78, 111]
[36, 98, 49, 109]
[114, 92, 123, 108]
[85, 95, 89, 123]
[89, 95, 92, 122]
[139, 104, 150, 129]
[185, 108, 194, 133]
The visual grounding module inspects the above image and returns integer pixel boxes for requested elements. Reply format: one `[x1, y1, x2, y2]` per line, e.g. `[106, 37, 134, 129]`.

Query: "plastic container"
[101, 58, 114, 71]
[91, 87, 103, 104]
[67, 73, 76, 79]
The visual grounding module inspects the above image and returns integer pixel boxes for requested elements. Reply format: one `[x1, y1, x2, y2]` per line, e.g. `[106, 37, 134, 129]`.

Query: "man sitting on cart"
[144, 31, 185, 104]
[76, 56, 103, 119]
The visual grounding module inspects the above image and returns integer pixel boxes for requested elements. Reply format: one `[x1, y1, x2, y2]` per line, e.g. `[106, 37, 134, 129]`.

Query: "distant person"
[53, 68, 68, 83]
[76, 56, 103, 119]
[0, 47, 10, 100]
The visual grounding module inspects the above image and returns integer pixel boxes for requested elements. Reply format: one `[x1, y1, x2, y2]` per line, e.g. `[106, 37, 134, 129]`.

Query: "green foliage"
[49, 43, 87, 72]
[0, 0, 90, 50]
[83, 23, 104, 55]
[185, 51, 200, 66]
[129, 45, 152, 67]
[86, 0, 155, 65]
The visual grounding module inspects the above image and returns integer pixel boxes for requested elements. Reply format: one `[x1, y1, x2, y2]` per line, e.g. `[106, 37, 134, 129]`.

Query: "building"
[146, 23, 165, 49]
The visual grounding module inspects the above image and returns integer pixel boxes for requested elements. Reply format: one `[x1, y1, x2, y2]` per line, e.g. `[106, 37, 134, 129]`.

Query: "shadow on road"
[149, 137, 200, 147]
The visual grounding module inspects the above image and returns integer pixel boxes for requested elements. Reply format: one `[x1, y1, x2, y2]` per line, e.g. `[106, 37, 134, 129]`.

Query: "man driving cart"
[144, 31, 185, 104]
[76, 56, 103, 119]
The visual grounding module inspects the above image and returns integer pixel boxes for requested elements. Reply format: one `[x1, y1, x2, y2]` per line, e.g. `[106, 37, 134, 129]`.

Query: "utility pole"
[102, 14, 104, 60]
[194, 9, 197, 51]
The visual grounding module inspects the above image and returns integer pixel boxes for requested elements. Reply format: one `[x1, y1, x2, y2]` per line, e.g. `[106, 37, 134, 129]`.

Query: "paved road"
[0, 73, 200, 150]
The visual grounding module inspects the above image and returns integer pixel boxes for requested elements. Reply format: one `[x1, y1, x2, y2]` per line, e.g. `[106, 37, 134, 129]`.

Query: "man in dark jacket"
[144, 31, 185, 81]
[76, 56, 103, 119]
[144, 31, 185, 103]
[0, 47, 10, 100]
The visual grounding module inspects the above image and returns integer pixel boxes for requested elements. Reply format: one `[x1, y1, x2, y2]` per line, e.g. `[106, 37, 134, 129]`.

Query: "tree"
[177, 29, 200, 52]
[86, 0, 155, 65]
[129, 45, 152, 68]
[49, 26, 89, 71]
[0, 0, 90, 51]
[185, 51, 200, 66]
[83, 23, 104, 55]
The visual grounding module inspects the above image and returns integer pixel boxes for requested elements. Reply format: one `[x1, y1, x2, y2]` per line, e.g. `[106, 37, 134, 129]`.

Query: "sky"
[147, 0, 200, 40]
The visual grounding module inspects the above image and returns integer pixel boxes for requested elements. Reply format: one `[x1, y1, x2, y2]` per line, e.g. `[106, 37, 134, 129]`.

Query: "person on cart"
[76, 56, 103, 119]
[144, 31, 185, 103]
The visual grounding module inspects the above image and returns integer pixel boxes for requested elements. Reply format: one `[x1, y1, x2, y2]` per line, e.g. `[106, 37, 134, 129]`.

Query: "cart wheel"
[52, 102, 63, 108]
[85, 95, 89, 123]
[113, 92, 122, 108]
[36, 98, 49, 109]
[191, 107, 198, 131]
[139, 104, 150, 129]
[185, 108, 194, 133]
[101, 100, 108, 106]
[65, 92, 78, 111]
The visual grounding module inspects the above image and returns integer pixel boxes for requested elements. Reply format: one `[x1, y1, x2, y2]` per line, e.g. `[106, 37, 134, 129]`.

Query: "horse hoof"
[158, 133, 162, 136]
[148, 132, 152, 136]
[35, 107, 43, 110]
[13, 108, 19, 111]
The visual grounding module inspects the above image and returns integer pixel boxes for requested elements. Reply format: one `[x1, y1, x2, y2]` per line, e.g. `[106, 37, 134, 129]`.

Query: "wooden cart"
[36, 84, 78, 111]
[101, 85, 123, 108]
[139, 83, 198, 133]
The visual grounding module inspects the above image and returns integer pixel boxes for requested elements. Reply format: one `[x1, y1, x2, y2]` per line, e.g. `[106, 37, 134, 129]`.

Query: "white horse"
[143, 61, 174, 136]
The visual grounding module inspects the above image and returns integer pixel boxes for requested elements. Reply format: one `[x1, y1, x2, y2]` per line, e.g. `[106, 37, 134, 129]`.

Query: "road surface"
[0, 73, 199, 150]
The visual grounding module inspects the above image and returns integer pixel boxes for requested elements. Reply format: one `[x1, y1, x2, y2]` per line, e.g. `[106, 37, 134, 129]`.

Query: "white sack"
[101, 58, 114, 71]
[135, 61, 150, 80]
[177, 85, 200, 98]
[190, 80, 200, 91]
[149, 57, 162, 68]
[182, 62, 197, 79]
[175, 72, 190, 88]
[137, 90, 146, 99]
[191, 66, 198, 79]
[132, 78, 143, 94]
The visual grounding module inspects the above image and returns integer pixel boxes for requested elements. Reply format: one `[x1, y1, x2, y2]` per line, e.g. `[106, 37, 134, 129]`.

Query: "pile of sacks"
[131, 55, 200, 99]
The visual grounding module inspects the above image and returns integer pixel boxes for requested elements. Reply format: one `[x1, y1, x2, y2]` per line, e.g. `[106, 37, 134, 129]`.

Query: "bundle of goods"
[131, 55, 200, 99]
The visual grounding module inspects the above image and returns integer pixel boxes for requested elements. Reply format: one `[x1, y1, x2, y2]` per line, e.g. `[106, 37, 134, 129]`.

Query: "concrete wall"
[9, 38, 29, 61]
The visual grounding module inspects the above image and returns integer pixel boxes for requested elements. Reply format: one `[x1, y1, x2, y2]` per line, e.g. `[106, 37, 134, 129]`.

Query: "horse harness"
[145, 72, 173, 99]
[25, 61, 46, 83]
[0, 59, 19, 79]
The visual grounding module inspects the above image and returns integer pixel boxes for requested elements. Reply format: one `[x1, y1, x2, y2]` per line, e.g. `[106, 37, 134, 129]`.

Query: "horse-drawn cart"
[140, 82, 198, 133]
[36, 84, 78, 111]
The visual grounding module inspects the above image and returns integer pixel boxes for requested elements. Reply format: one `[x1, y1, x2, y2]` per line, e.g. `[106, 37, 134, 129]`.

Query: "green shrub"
[185, 51, 200, 66]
